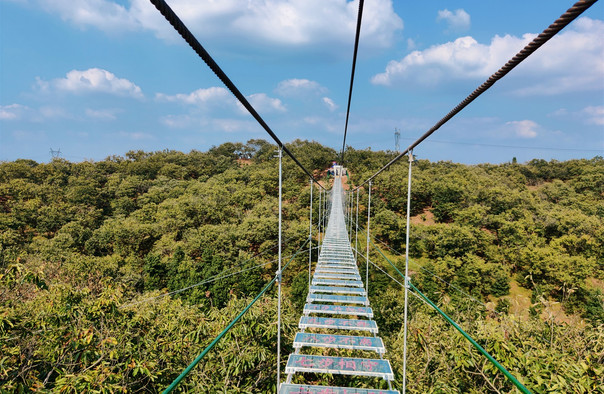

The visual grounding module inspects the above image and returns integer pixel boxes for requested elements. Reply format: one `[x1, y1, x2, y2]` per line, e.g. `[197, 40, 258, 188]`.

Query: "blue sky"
[1, 0, 603, 164]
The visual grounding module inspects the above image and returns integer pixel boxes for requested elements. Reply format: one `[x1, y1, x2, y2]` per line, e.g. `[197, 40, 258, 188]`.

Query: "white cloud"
[303, 115, 339, 133]
[372, 34, 523, 86]
[437, 9, 470, 32]
[505, 120, 539, 138]
[39, 106, 71, 119]
[160, 114, 193, 129]
[25, 0, 403, 55]
[156, 87, 231, 106]
[0, 104, 29, 120]
[322, 97, 338, 112]
[0, 104, 76, 122]
[372, 17, 604, 95]
[38, 68, 143, 98]
[85, 108, 120, 120]
[276, 78, 327, 97]
[36, 0, 138, 32]
[12, 130, 47, 141]
[160, 113, 256, 133]
[118, 131, 154, 140]
[211, 118, 257, 133]
[548, 108, 568, 117]
[406, 38, 417, 51]
[304, 116, 321, 125]
[583, 106, 604, 126]
[245, 93, 286, 113]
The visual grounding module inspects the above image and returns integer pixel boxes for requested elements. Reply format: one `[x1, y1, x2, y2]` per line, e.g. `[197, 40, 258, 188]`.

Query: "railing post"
[349, 190, 354, 241]
[318, 189, 322, 250]
[308, 178, 313, 290]
[355, 188, 359, 261]
[365, 181, 372, 293]
[402, 150, 413, 393]
[276, 147, 283, 392]
[323, 189, 327, 243]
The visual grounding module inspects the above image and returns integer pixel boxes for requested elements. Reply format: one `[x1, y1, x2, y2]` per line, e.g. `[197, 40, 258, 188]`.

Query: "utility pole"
[49, 148, 61, 159]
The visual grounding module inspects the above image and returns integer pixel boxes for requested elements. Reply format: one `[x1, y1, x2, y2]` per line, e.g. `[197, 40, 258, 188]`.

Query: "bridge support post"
[323, 189, 328, 242]
[349, 191, 354, 241]
[355, 188, 359, 261]
[402, 150, 414, 393]
[318, 189, 322, 250]
[276, 147, 283, 392]
[309, 178, 313, 291]
[365, 181, 372, 293]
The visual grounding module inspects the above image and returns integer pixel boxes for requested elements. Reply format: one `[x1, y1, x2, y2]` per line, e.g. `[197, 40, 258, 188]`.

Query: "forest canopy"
[1, 141, 602, 392]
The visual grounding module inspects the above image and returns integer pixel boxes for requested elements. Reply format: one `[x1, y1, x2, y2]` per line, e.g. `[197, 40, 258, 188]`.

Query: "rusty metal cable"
[354, 0, 599, 190]
[149, 0, 326, 189]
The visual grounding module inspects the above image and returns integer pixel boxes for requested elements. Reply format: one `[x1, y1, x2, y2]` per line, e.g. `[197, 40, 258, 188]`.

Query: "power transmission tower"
[394, 128, 400, 153]
[49, 148, 61, 159]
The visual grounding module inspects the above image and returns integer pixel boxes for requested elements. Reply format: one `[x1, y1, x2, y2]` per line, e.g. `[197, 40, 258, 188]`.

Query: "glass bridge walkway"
[281, 174, 399, 394]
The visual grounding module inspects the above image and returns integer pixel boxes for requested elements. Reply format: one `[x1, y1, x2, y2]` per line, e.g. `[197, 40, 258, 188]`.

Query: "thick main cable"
[340, 0, 365, 165]
[354, 0, 599, 190]
[149, 0, 325, 190]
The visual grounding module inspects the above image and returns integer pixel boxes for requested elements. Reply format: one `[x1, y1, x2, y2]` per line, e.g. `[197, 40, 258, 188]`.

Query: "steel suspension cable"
[372, 236, 493, 311]
[370, 240, 531, 394]
[121, 234, 311, 308]
[148, 0, 325, 190]
[354, 216, 501, 314]
[409, 281, 531, 393]
[353, 247, 427, 306]
[340, 0, 365, 164]
[163, 237, 310, 393]
[123, 247, 319, 308]
[353, 0, 599, 190]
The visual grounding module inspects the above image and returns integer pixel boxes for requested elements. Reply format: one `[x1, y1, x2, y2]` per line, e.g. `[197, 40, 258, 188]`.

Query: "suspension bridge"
[133, 0, 599, 392]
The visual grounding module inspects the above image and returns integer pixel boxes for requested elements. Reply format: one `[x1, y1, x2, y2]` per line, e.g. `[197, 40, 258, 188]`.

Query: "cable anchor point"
[275, 269, 282, 283]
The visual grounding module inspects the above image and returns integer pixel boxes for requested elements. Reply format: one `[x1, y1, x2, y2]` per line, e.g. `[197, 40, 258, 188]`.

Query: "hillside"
[1, 141, 602, 392]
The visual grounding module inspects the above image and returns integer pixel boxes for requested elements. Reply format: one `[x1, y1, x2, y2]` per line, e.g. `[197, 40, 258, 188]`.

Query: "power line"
[340, 0, 365, 165]
[148, 0, 326, 189]
[411, 138, 604, 152]
[354, 0, 599, 190]
[349, 137, 603, 153]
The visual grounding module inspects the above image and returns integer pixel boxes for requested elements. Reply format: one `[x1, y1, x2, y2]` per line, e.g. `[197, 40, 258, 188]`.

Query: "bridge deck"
[282, 173, 398, 393]
[303, 304, 373, 318]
